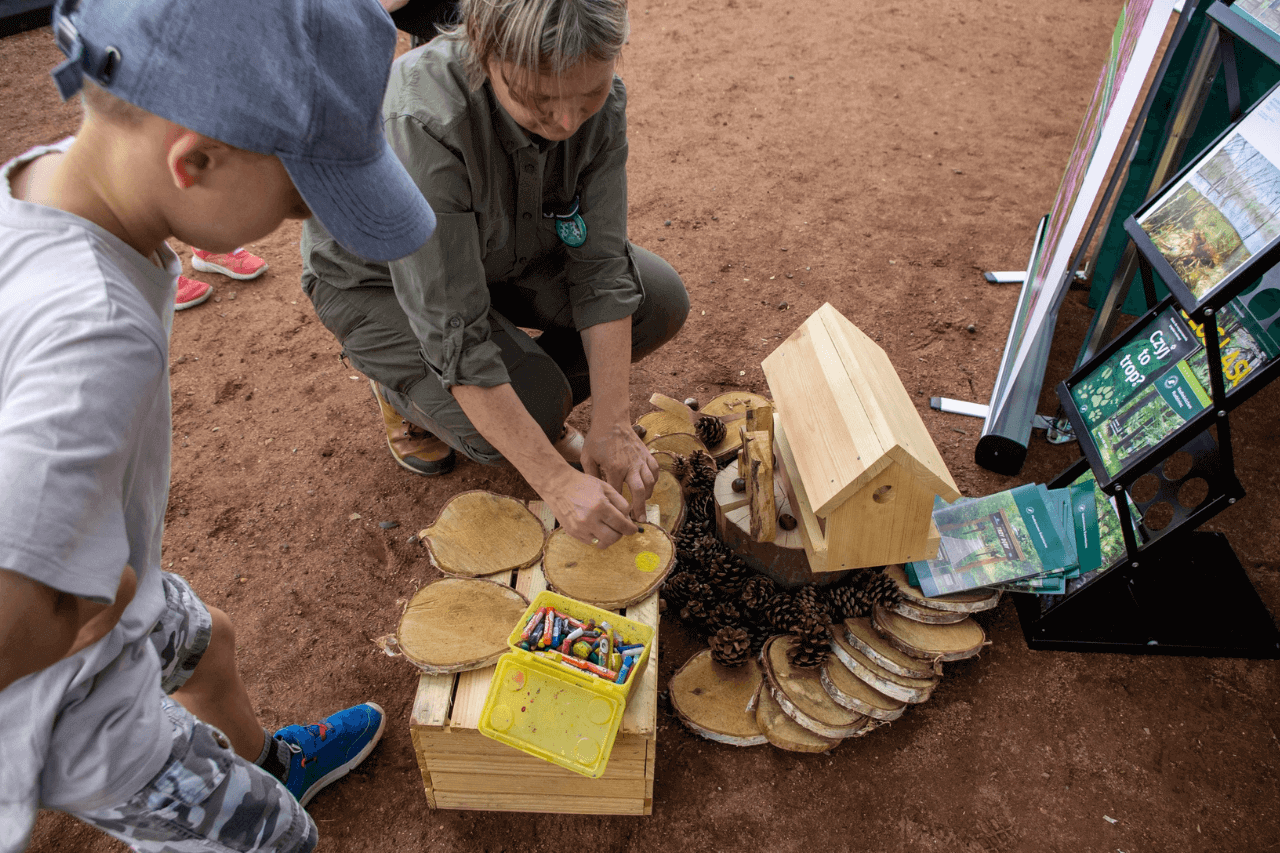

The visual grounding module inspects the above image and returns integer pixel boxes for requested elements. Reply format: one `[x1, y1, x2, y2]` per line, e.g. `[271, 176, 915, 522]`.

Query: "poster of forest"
[1137, 88, 1280, 300]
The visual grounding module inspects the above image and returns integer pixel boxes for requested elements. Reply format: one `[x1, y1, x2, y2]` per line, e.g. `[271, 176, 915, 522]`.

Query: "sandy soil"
[4, 0, 1280, 851]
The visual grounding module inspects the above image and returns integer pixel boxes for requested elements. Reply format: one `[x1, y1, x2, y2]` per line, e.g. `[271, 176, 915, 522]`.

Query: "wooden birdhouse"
[760, 303, 960, 571]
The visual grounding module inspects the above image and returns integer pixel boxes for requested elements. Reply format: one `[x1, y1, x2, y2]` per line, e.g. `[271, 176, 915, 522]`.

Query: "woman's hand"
[544, 466, 638, 548]
[581, 420, 658, 521]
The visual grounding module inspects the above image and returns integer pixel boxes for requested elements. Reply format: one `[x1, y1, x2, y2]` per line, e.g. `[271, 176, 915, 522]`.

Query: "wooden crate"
[409, 556, 658, 815]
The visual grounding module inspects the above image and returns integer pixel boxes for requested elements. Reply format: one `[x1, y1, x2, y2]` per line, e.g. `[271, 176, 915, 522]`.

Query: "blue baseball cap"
[49, 0, 435, 263]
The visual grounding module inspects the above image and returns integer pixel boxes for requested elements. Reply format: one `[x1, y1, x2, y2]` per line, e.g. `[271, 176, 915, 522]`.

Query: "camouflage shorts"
[152, 572, 213, 694]
[73, 697, 317, 852]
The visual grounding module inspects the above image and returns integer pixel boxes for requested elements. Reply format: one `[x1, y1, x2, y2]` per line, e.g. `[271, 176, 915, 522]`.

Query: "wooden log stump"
[760, 636, 872, 739]
[669, 650, 768, 746]
[543, 525, 676, 609]
[391, 578, 530, 674]
[872, 605, 988, 663]
[419, 491, 547, 578]
[713, 460, 848, 588]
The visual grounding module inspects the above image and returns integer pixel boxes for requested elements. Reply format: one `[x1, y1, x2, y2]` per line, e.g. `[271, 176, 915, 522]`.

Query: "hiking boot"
[371, 380, 455, 476]
[192, 247, 269, 280]
[175, 275, 213, 310]
[275, 702, 385, 807]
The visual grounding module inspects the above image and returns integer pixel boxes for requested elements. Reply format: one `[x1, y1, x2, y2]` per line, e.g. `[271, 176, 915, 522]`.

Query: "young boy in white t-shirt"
[0, 0, 436, 850]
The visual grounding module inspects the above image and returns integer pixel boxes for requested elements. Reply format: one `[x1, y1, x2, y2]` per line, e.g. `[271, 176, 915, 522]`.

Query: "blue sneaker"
[274, 702, 386, 806]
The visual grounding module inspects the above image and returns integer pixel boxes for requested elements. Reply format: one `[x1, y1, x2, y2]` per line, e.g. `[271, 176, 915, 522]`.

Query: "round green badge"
[556, 213, 587, 248]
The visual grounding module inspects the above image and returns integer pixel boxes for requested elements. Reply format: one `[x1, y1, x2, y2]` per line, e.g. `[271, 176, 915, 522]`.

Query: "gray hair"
[444, 0, 628, 98]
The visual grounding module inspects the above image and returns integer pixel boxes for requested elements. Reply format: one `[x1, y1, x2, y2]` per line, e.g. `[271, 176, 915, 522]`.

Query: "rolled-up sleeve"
[565, 80, 641, 330]
[384, 114, 510, 388]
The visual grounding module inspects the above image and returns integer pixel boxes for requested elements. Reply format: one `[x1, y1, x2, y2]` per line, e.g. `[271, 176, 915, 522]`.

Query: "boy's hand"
[0, 565, 136, 692]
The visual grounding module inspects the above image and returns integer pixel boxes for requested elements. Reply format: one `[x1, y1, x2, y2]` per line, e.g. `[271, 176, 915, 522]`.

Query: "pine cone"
[824, 584, 867, 621]
[695, 415, 727, 448]
[709, 626, 752, 667]
[707, 600, 742, 633]
[670, 453, 690, 483]
[793, 584, 832, 624]
[787, 617, 831, 669]
[765, 592, 804, 634]
[849, 567, 901, 612]
[680, 594, 713, 628]
[662, 571, 699, 606]
[682, 450, 717, 496]
[739, 575, 777, 619]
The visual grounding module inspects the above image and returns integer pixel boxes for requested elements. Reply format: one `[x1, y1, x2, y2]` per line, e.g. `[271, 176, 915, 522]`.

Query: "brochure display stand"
[1015, 17, 1280, 656]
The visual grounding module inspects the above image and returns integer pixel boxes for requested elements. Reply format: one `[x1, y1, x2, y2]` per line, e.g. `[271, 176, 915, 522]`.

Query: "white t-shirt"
[0, 140, 179, 851]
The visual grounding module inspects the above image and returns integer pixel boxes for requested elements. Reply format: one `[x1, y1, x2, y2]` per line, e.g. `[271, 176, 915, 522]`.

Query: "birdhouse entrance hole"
[872, 485, 893, 504]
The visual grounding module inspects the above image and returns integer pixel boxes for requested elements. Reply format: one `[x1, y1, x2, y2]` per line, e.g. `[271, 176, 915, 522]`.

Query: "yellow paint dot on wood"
[635, 551, 660, 572]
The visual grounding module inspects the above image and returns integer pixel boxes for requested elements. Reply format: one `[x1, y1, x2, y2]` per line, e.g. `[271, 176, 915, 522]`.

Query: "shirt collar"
[486, 81, 544, 156]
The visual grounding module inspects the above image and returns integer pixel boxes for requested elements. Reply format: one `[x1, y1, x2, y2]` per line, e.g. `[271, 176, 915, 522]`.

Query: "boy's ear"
[165, 130, 216, 191]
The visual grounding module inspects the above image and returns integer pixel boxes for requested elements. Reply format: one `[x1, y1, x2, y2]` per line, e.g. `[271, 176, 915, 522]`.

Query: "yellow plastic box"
[477, 590, 655, 778]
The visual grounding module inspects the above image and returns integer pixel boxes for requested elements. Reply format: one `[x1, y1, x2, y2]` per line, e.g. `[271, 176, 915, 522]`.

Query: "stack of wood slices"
[648, 390, 998, 754]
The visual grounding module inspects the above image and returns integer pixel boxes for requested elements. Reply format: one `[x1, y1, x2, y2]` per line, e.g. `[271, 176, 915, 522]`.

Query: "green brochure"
[909, 484, 1069, 597]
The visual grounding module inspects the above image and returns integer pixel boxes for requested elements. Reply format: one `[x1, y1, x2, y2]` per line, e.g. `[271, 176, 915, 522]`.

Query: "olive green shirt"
[301, 38, 639, 389]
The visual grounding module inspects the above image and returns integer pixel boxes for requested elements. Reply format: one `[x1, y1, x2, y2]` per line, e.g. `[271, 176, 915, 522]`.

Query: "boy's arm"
[0, 565, 136, 692]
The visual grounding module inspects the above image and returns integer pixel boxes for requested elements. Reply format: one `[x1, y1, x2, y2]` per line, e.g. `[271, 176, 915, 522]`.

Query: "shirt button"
[519, 257, 528, 264]
[522, 212, 531, 220]
[448, 316, 462, 328]
[523, 164, 534, 173]
[212, 730, 230, 750]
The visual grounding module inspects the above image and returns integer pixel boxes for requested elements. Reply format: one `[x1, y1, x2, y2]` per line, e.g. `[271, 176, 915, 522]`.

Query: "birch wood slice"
[645, 431, 709, 459]
[542, 524, 676, 609]
[760, 635, 870, 739]
[669, 650, 768, 746]
[820, 654, 906, 721]
[873, 605, 987, 663]
[419, 491, 546, 578]
[701, 391, 773, 461]
[755, 681, 842, 753]
[884, 564, 1001, 614]
[625, 469, 685, 534]
[842, 617, 939, 680]
[637, 410, 696, 441]
[395, 578, 529, 674]
[829, 628, 938, 704]
[887, 597, 973, 625]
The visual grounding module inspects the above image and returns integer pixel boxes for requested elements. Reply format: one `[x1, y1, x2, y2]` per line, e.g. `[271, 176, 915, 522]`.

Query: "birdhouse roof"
[761, 303, 960, 517]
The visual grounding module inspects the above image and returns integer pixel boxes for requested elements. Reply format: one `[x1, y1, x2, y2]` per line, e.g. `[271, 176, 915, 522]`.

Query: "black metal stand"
[1014, 531, 1280, 657]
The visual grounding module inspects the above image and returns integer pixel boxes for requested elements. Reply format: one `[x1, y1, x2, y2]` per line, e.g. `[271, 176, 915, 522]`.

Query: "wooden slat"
[621, 593, 658, 737]
[410, 672, 456, 728]
[762, 310, 882, 517]
[820, 309, 959, 501]
[773, 421, 829, 573]
[432, 791, 650, 815]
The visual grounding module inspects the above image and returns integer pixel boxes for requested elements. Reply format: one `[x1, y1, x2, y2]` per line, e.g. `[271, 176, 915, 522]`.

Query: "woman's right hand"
[544, 468, 638, 549]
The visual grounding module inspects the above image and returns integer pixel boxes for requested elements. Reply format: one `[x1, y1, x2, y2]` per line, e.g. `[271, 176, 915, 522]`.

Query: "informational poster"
[979, 0, 1177, 473]
[1137, 88, 1280, 302]
[1236, 0, 1280, 39]
[1070, 287, 1280, 475]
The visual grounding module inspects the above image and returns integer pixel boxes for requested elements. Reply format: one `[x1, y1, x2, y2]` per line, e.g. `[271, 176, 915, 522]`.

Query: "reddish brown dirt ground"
[5, 1, 1280, 851]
